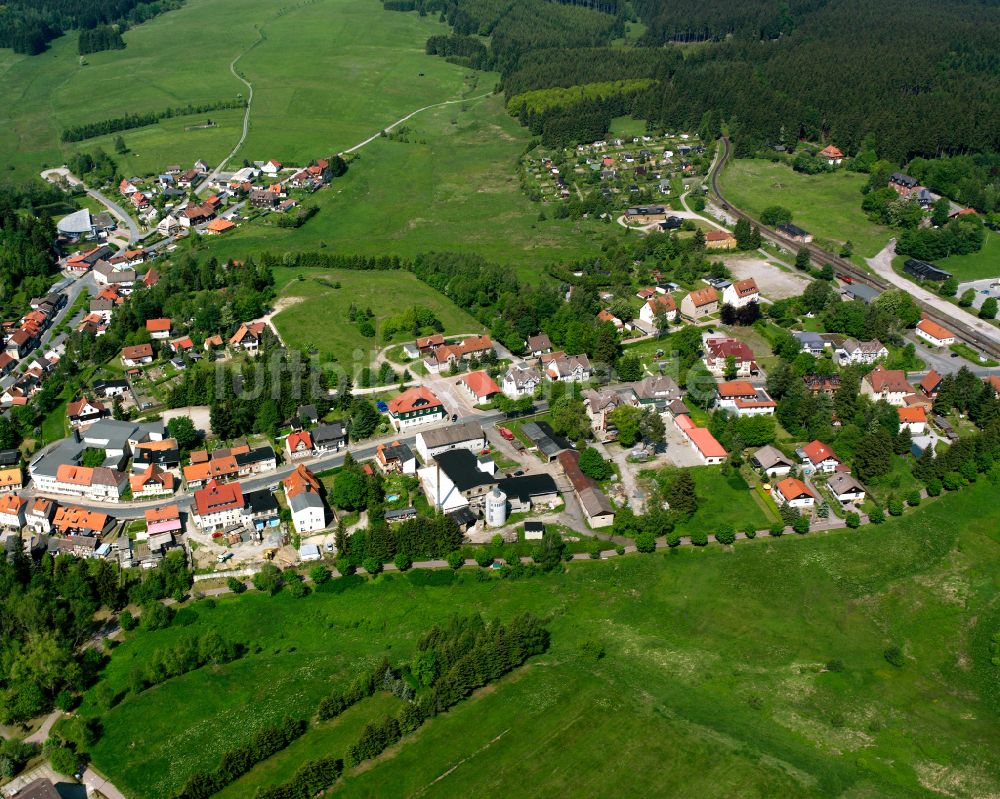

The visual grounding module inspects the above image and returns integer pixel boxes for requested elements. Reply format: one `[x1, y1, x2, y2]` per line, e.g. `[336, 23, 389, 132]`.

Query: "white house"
[545, 354, 592, 382]
[915, 318, 956, 347]
[415, 421, 486, 463]
[774, 477, 815, 509]
[898, 406, 927, 435]
[750, 445, 794, 478]
[715, 381, 776, 416]
[0, 494, 27, 529]
[289, 492, 326, 534]
[861, 365, 914, 406]
[502, 363, 543, 398]
[838, 339, 888, 365]
[797, 440, 841, 474]
[638, 294, 677, 325]
[387, 386, 447, 431]
[721, 278, 759, 309]
[827, 473, 866, 505]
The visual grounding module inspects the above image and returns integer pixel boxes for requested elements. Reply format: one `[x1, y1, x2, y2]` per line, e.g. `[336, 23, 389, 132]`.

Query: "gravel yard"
[724, 256, 812, 300]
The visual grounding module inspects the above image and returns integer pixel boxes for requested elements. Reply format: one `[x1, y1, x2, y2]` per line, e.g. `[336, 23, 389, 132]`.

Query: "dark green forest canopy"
[409, 0, 1000, 162]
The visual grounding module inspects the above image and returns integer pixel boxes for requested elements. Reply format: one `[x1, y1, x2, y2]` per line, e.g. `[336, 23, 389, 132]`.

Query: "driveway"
[867, 240, 1000, 351]
[41, 168, 141, 244]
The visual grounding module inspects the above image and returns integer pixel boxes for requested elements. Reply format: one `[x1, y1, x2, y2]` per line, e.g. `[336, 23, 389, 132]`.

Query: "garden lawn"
[658, 465, 770, 534]
[719, 158, 892, 260]
[85, 481, 1000, 798]
[938, 231, 1000, 282]
[269, 267, 482, 368]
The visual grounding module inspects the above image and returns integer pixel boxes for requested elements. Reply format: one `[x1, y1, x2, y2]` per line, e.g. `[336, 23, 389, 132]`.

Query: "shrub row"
[255, 756, 343, 799]
[61, 99, 246, 142]
[170, 717, 305, 799]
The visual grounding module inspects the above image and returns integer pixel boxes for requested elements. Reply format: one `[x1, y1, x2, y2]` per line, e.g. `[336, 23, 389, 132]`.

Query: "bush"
[578, 639, 605, 661]
[286, 579, 310, 598]
[309, 565, 331, 584]
[845, 512, 861, 529]
[715, 524, 736, 545]
[446, 550, 464, 570]
[769, 522, 785, 537]
[118, 609, 136, 631]
[614, 545, 626, 556]
[825, 658, 845, 673]
[226, 577, 246, 594]
[335, 556, 356, 576]
[665, 531, 681, 547]
[362, 557, 383, 576]
[883, 646, 905, 668]
[635, 532, 656, 553]
[942, 471, 964, 491]
[792, 516, 809, 535]
[252, 562, 283, 595]
[887, 498, 904, 516]
[47, 745, 78, 776]
[393, 553, 412, 572]
[475, 549, 494, 568]
[742, 526, 757, 539]
[588, 539, 603, 559]
[925, 478, 942, 497]
[869, 508, 886, 524]
[689, 530, 708, 546]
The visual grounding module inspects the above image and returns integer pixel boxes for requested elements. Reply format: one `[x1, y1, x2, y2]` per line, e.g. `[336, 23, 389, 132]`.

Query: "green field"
[85, 481, 1000, 798]
[652, 465, 773, 533]
[270, 267, 482, 366]
[2, 0, 617, 278]
[938, 229, 1000, 282]
[192, 94, 618, 282]
[719, 158, 893, 260]
[0, 0, 465, 178]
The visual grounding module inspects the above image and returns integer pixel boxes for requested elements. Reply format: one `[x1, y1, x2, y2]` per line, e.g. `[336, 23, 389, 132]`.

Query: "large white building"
[415, 421, 487, 463]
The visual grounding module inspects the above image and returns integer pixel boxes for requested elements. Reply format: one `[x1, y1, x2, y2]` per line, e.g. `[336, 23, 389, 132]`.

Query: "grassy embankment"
[85, 480, 1000, 798]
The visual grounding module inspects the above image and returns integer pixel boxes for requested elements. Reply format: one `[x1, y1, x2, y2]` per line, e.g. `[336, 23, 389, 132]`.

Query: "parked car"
[217, 552, 234, 564]
[376, 400, 389, 413]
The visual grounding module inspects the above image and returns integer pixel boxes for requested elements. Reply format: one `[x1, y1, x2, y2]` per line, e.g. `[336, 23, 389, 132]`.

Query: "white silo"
[485, 487, 508, 527]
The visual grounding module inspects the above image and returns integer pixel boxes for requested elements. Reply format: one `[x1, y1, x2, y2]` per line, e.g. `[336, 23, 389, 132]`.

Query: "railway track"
[707, 136, 1000, 361]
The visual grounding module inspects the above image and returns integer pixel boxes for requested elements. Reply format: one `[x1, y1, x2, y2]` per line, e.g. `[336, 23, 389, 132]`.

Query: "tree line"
[61, 98, 246, 142]
[0, 0, 183, 55]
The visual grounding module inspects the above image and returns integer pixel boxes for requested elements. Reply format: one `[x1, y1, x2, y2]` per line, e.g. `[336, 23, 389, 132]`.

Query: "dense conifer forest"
[404, 0, 1000, 163]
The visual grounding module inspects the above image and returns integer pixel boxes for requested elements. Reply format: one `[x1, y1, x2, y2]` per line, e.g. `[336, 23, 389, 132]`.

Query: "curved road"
[707, 136, 1000, 360]
[339, 92, 493, 156]
[197, 30, 260, 191]
[41, 168, 141, 244]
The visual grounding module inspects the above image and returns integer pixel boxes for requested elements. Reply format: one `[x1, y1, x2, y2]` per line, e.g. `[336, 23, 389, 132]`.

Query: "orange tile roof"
[775, 477, 814, 502]
[388, 386, 443, 415]
[898, 406, 927, 423]
[686, 426, 726, 458]
[687, 287, 718, 307]
[801, 440, 839, 465]
[283, 464, 321, 498]
[287, 430, 313, 452]
[0, 467, 22, 488]
[704, 230, 735, 242]
[717, 380, 756, 398]
[121, 343, 153, 360]
[145, 504, 180, 524]
[182, 461, 211, 483]
[206, 218, 235, 233]
[194, 479, 244, 517]
[819, 145, 844, 158]
[731, 278, 758, 296]
[916, 318, 954, 341]
[53, 506, 108, 533]
[146, 318, 171, 333]
[646, 294, 676, 313]
[130, 465, 175, 492]
[0, 494, 26, 515]
[459, 370, 501, 399]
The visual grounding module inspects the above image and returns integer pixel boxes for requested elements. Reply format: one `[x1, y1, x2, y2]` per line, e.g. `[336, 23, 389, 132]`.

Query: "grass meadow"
[938, 230, 1000, 282]
[719, 158, 893, 261]
[198, 94, 621, 282]
[85, 480, 1000, 798]
[269, 267, 482, 366]
[0, 0, 464, 179]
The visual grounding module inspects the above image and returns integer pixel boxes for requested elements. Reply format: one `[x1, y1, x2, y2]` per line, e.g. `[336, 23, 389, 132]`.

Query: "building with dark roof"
[903, 259, 952, 282]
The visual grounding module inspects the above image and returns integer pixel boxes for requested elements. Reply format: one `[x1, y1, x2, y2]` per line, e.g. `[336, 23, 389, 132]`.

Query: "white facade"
[290, 493, 326, 534]
[485, 488, 508, 527]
